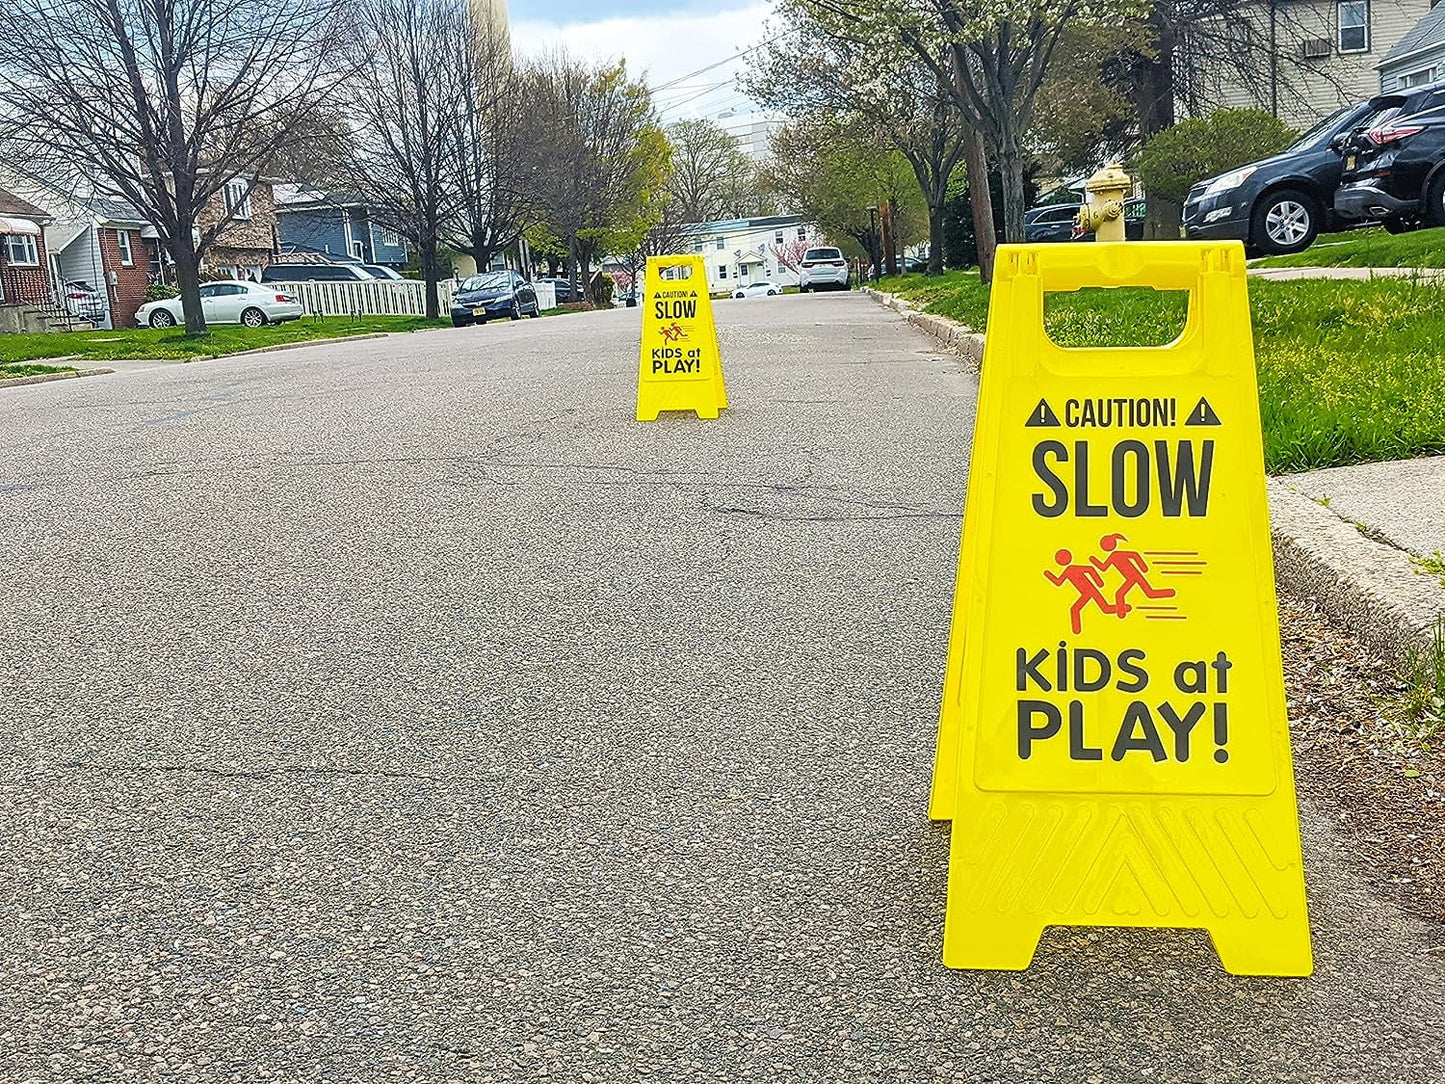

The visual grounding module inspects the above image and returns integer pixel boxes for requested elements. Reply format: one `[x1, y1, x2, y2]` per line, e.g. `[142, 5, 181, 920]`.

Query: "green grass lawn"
[0, 362, 78, 379]
[0, 315, 447, 365]
[1251, 225, 1445, 269]
[876, 270, 1445, 474]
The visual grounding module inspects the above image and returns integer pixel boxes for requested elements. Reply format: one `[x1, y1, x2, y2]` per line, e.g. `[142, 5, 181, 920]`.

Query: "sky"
[509, 0, 775, 121]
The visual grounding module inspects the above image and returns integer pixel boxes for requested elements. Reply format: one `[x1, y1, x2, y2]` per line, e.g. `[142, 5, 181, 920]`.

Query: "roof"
[680, 214, 805, 234]
[0, 186, 48, 222]
[274, 182, 369, 210]
[1379, 2, 1445, 68]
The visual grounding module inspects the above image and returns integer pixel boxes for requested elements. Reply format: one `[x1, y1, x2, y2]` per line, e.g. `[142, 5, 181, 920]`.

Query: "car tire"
[509, 302, 521, 321]
[240, 307, 267, 328]
[451, 316, 468, 328]
[1427, 173, 1445, 228]
[1382, 217, 1414, 235]
[149, 309, 176, 329]
[1251, 188, 1319, 256]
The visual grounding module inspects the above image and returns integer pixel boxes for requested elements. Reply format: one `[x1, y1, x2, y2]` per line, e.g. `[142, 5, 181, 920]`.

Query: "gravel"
[1, 294, 1443, 1082]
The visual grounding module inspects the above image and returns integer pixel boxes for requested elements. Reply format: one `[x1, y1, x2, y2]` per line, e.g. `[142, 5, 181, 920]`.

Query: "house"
[0, 168, 163, 330]
[1187, 0, 1434, 127]
[1378, 1, 1445, 91]
[0, 186, 56, 332]
[200, 176, 280, 280]
[273, 184, 408, 269]
[679, 214, 822, 294]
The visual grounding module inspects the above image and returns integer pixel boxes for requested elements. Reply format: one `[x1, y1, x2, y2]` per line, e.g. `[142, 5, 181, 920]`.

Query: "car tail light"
[800, 261, 815, 268]
[830, 260, 845, 267]
[275, 293, 295, 303]
[1367, 124, 1423, 146]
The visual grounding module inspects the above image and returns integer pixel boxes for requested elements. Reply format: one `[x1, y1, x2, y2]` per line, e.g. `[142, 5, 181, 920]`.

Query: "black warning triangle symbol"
[1025, 399, 1061, 427]
[1184, 397, 1222, 426]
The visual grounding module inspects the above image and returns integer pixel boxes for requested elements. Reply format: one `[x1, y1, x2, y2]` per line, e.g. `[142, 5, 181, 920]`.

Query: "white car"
[732, 282, 780, 299]
[136, 280, 305, 329]
[798, 246, 851, 292]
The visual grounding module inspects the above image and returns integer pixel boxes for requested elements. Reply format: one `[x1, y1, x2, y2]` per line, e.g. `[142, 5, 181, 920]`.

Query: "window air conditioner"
[1301, 37, 1331, 59]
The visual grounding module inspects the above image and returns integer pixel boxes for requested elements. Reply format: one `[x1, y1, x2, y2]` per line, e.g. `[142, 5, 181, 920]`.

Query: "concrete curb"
[861, 287, 985, 367]
[213, 332, 394, 359]
[861, 283, 1445, 670]
[1268, 479, 1445, 666]
[0, 367, 114, 390]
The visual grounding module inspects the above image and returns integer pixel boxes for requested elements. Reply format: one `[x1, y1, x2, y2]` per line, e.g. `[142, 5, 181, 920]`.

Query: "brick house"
[198, 177, 279, 280]
[0, 186, 54, 331]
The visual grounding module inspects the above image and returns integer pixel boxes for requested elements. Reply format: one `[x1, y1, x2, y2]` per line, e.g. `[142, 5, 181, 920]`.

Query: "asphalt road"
[2, 293, 1443, 1082]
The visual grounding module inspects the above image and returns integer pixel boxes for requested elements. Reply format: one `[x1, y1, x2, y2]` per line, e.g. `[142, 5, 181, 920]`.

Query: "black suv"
[1183, 98, 1392, 255]
[1334, 81, 1445, 232]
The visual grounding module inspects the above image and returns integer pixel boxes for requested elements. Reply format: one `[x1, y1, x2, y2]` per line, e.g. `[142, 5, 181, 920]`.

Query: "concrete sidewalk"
[1247, 265, 1445, 282]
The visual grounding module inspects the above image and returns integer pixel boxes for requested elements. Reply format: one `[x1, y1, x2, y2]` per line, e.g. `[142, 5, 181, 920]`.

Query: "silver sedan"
[137, 280, 305, 329]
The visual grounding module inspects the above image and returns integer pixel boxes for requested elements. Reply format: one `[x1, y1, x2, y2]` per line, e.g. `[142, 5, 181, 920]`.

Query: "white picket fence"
[274, 278, 456, 317]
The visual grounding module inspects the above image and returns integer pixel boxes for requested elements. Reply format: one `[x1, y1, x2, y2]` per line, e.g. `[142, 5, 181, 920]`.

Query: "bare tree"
[0, 0, 348, 334]
[343, 0, 468, 320]
[665, 119, 758, 224]
[447, 19, 538, 275]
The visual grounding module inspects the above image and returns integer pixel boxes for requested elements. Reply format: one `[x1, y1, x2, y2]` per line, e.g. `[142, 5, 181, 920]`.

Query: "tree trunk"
[998, 142, 1028, 245]
[566, 236, 580, 296]
[927, 197, 945, 275]
[961, 128, 996, 285]
[421, 237, 440, 320]
[173, 240, 206, 336]
[1140, 3, 1176, 137]
[880, 201, 897, 276]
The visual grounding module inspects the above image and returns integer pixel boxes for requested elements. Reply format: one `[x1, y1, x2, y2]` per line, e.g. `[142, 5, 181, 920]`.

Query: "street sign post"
[931, 242, 1312, 977]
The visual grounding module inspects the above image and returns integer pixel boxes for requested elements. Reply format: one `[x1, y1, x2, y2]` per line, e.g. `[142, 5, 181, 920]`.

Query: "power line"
[647, 45, 762, 95]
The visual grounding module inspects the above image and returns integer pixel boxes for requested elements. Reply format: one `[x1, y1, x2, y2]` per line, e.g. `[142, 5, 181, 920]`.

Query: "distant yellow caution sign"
[637, 254, 728, 421]
[931, 242, 1311, 977]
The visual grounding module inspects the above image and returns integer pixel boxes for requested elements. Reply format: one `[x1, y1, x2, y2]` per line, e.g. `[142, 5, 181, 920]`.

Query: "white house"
[680, 214, 823, 294]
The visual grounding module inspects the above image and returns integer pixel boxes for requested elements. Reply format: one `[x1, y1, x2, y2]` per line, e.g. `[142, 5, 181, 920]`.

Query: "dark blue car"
[450, 270, 540, 327]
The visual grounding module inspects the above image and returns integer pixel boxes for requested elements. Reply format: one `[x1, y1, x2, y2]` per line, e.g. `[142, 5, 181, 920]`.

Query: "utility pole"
[880, 200, 897, 277]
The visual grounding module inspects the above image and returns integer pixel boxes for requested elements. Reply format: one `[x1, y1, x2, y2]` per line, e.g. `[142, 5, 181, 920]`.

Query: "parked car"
[1024, 198, 1147, 242]
[361, 264, 405, 280]
[136, 280, 303, 329]
[1182, 97, 1393, 255]
[732, 282, 780, 298]
[450, 270, 540, 327]
[260, 262, 373, 283]
[1333, 81, 1445, 233]
[60, 280, 107, 321]
[798, 246, 850, 291]
[535, 276, 579, 303]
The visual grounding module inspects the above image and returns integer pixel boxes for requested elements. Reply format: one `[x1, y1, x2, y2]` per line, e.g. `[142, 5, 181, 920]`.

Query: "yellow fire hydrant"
[1075, 163, 1133, 242]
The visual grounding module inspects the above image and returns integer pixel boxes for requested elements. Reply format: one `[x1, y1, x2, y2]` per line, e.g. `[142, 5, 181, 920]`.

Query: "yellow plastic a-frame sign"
[931, 241, 1311, 977]
[637, 254, 728, 421]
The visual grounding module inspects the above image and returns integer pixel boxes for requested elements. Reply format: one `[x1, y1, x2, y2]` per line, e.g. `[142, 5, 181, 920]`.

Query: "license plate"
[1345, 155, 1355, 171]
[473, 306, 486, 315]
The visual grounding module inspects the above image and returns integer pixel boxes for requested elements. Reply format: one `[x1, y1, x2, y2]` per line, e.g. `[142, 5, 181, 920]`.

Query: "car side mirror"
[1328, 134, 1346, 152]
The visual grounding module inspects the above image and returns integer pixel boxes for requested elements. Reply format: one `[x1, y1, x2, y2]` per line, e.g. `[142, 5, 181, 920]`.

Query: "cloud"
[511, 1, 774, 118]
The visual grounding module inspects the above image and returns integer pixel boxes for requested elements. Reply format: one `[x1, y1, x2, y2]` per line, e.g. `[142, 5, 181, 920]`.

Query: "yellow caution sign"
[637, 254, 728, 421]
[932, 242, 1311, 977]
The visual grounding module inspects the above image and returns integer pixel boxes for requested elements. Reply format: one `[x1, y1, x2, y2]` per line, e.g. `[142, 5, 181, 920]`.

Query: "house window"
[715, 237, 724, 250]
[379, 226, 400, 247]
[1399, 66, 1438, 88]
[796, 227, 806, 240]
[352, 241, 364, 260]
[774, 230, 784, 244]
[4, 233, 38, 265]
[1337, 1, 1369, 53]
[718, 264, 727, 279]
[117, 230, 134, 266]
[224, 180, 253, 220]
[692, 241, 703, 252]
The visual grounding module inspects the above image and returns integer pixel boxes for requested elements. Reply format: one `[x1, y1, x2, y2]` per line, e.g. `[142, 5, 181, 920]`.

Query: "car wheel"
[1251, 189, 1319, 255]
[1427, 173, 1445, 228]
[148, 309, 176, 329]
[509, 301, 521, 321]
[240, 307, 267, 328]
[1382, 217, 1414, 235]
[451, 316, 468, 328]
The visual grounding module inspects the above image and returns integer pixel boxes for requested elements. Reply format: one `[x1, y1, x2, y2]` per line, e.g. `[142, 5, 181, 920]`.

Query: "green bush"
[144, 283, 180, 301]
[1137, 109, 1298, 204]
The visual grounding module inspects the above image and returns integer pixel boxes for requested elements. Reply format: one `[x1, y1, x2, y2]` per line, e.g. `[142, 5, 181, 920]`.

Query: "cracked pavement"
[2, 292, 1443, 1082]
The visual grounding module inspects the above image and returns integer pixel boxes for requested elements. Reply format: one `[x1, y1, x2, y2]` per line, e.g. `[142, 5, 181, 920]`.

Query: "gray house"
[1379, 1, 1445, 91]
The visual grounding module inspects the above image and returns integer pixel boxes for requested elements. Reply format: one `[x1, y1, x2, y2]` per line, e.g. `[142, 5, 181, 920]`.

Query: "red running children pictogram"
[1045, 535, 1205, 633]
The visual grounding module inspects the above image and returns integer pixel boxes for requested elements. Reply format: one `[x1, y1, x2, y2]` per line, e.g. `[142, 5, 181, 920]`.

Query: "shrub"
[1136, 109, 1298, 204]
[144, 283, 180, 301]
